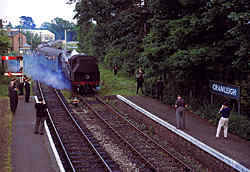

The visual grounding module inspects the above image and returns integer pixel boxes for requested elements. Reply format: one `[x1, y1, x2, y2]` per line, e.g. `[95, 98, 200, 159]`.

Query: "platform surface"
[11, 96, 55, 172]
[125, 95, 250, 171]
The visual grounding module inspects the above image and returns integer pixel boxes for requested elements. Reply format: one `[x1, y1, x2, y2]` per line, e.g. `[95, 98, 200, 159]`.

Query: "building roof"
[10, 29, 55, 36]
[8, 31, 25, 37]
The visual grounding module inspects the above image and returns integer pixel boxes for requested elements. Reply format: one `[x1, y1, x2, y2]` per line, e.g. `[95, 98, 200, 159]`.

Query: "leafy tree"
[41, 18, 77, 41]
[0, 30, 10, 55]
[19, 16, 36, 29]
[23, 31, 41, 50]
[75, 0, 250, 115]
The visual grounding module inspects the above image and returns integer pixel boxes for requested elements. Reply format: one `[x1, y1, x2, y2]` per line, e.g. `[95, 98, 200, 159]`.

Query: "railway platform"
[12, 95, 55, 172]
[120, 95, 250, 172]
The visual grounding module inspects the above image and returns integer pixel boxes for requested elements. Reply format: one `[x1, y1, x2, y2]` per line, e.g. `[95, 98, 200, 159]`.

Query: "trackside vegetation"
[0, 64, 12, 172]
[74, 0, 250, 140]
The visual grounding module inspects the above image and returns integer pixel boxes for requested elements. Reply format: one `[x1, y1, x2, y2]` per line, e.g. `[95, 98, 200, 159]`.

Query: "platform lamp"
[18, 21, 24, 95]
[0, 19, 3, 29]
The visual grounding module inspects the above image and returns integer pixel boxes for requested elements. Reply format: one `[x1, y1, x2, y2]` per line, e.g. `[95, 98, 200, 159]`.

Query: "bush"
[229, 113, 250, 140]
[0, 64, 11, 97]
[193, 105, 250, 140]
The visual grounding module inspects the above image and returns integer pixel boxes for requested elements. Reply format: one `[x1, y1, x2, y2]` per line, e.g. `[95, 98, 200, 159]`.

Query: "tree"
[23, 31, 41, 50]
[0, 30, 10, 54]
[74, 0, 250, 114]
[41, 18, 77, 41]
[19, 16, 36, 29]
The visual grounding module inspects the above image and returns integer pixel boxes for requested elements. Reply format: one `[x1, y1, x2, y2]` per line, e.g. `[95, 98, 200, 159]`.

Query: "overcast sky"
[0, 0, 76, 27]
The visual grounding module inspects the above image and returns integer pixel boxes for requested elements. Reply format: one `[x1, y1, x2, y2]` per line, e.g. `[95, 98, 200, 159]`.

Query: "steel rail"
[38, 82, 116, 172]
[82, 96, 157, 171]
[96, 96, 194, 172]
[54, 91, 114, 172]
[37, 81, 76, 172]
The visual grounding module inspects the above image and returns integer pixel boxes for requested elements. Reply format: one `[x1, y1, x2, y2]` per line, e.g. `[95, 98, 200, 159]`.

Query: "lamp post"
[64, 29, 67, 52]
[40, 31, 42, 43]
[18, 21, 24, 95]
[19, 27, 21, 56]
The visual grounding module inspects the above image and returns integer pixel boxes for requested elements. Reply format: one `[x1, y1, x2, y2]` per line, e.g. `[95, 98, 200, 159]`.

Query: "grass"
[0, 73, 12, 172]
[0, 99, 12, 172]
[6, 107, 12, 172]
[61, 64, 139, 98]
[98, 64, 138, 96]
[0, 77, 11, 98]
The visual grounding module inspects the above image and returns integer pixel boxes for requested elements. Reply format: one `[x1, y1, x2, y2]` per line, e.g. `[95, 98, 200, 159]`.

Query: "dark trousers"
[157, 89, 163, 101]
[10, 97, 18, 114]
[25, 88, 30, 102]
[34, 116, 46, 134]
[19, 83, 24, 95]
[136, 84, 143, 94]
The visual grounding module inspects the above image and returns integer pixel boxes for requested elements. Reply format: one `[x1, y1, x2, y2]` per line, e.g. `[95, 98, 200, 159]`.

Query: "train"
[37, 46, 100, 95]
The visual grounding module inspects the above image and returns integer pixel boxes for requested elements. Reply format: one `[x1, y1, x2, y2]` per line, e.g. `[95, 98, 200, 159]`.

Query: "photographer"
[216, 101, 232, 139]
[34, 97, 48, 135]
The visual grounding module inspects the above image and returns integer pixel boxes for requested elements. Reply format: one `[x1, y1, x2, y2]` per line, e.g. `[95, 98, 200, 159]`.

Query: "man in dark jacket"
[8, 79, 19, 115]
[34, 97, 48, 135]
[24, 76, 31, 103]
[175, 95, 187, 129]
[113, 63, 118, 76]
[136, 67, 144, 94]
[156, 77, 164, 101]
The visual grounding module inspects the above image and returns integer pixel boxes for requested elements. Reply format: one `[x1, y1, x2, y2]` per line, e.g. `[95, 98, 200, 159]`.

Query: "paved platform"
[119, 95, 250, 172]
[12, 96, 55, 172]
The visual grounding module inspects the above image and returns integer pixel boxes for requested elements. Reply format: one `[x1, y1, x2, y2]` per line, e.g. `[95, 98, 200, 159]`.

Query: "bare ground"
[0, 98, 11, 172]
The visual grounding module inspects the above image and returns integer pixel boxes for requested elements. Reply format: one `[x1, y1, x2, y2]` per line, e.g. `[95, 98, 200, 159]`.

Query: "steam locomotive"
[37, 46, 100, 95]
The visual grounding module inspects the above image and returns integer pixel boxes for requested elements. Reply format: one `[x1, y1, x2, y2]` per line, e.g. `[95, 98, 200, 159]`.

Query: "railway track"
[36, 82, 121, 172]
[81, 95, 194, 172]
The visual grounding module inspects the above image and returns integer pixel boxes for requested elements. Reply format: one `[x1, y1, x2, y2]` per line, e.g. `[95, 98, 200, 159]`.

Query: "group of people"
[174, 95, 232, 139]
[8, 76, 48, 135]
[8, 76, 31, 114]
[113, 64, 233, 139]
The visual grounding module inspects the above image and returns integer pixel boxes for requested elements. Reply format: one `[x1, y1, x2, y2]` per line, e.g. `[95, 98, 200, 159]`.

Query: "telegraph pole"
[0, 19, 3, 29]
[18, 25, 24, 95]
[64, 29, 67, 51]
[19, 27, 21, 55]
[40, 31, 42, 42]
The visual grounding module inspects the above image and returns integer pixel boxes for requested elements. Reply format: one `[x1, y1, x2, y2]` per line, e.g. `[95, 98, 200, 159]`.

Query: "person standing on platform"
[136, 67, 144, 94]
[8, 79, 19, 115]
[216, 101, 232, 139]
[24, 76, 31, 103]
[113, 63, 118, 76]
[156, 77, 164, 101]
[175, 95, 187, 129]
[34, 97, 48, 135]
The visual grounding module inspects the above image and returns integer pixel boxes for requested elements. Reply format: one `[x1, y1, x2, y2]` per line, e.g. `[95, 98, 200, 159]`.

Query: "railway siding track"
[36, 82, 121, 172]
[82, 96, 194, 172]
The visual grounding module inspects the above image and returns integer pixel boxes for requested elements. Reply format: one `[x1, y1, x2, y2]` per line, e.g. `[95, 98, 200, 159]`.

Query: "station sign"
[209, 80, 240, 100]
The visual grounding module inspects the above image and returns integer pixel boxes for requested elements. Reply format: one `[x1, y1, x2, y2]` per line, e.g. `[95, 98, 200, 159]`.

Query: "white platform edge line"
[44, 120, 65, 172]
[117, 95, 250, 172]
[35, 96, 65, 172]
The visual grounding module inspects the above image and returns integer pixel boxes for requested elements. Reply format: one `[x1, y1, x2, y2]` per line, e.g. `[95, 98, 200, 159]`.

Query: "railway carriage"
[37, 46, 100, 95]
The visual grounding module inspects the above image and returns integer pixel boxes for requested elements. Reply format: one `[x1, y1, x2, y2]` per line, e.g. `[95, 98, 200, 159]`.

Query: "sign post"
[209, 80, 241, 114]
[1, 55, 25, 78]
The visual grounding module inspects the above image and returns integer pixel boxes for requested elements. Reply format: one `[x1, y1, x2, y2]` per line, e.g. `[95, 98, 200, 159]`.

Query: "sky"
[0, 0, 76, 27]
